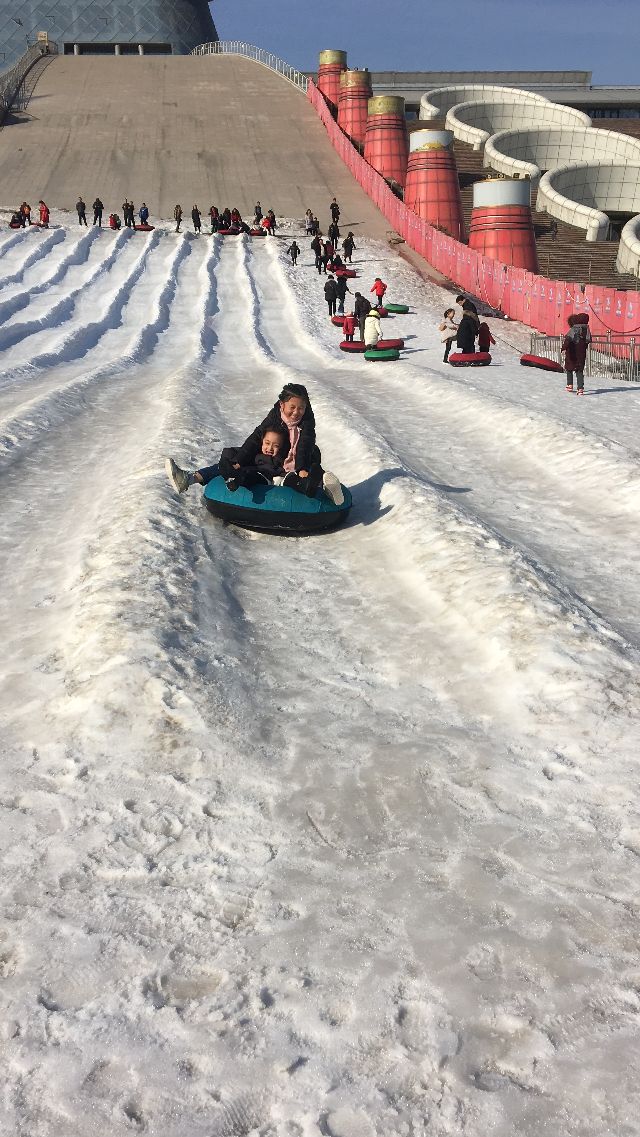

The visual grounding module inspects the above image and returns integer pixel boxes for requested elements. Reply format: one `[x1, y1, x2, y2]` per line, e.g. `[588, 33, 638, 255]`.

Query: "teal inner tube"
[203, 473, 352, 534]
[365, 347, 400, 361]
[385, 303, 409, 314]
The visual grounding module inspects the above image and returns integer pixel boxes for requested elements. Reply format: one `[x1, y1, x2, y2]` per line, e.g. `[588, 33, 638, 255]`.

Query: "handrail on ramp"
[191, 41, 308, 93]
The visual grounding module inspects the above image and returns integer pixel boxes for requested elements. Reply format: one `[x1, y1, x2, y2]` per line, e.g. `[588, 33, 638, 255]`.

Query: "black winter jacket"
[254, 452, 286, 479]
[354, 294, 371, 319]
[324, 279, 338, 301]
[235, 403, 317, 473]
[456, 311, 479, 353]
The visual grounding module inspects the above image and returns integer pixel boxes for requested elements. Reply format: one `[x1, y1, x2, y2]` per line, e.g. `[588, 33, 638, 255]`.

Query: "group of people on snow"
[172, 203, 277, 235]
[74, 197, 149, 228]
[439, 296, 495, 361]
[10, 200, 49, 228]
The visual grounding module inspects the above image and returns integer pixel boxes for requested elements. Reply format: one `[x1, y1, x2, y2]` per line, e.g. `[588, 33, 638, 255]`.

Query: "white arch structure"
[420, 83, 640, 273]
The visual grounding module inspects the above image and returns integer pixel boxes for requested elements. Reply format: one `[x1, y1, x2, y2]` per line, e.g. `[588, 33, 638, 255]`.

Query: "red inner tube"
[377, 338, 404, 350]
[520, 354, 563, 373]
[449, 352, 492, 366]
[340, 340, 366, 352]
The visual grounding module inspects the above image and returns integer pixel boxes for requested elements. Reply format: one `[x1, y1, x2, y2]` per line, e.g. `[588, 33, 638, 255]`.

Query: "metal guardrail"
[530, 333, 640, 382]
[190, 40, 308, 92]
[0, 41, 58, 124]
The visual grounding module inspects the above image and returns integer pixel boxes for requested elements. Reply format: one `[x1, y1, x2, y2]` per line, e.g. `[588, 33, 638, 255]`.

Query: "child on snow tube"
[223, 425, 289, 491]
[165, 384, 344, 505]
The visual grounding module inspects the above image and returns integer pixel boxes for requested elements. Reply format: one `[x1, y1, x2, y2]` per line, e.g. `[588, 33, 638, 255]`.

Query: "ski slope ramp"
[0, 54, 391, 229]
[1, 217, 640, 1136]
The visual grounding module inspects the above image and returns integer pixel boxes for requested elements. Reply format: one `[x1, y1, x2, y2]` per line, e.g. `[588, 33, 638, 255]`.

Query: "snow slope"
[0, 216, 639, 1137]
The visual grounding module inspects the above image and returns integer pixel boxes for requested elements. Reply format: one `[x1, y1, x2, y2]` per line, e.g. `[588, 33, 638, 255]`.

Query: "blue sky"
[210, 0, 637, 85]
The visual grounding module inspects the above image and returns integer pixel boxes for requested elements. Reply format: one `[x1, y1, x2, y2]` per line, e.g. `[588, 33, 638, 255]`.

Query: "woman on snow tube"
[165, 384, 344, 506]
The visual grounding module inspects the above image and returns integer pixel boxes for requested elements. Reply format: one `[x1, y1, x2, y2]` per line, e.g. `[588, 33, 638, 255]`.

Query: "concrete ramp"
[0, 55, 389, 230]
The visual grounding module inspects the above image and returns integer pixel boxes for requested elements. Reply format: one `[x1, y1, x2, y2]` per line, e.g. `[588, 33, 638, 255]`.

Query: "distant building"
[0, 0, 218, 68]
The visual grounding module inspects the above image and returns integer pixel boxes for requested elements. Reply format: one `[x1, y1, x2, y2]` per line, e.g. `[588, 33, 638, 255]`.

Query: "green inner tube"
[385, 303, 409, 313]
[365, 347, 400, 361]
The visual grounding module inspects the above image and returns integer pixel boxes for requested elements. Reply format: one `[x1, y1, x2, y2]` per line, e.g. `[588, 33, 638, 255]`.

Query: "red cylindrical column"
[338, 68, 372, 146]
[317, 50, 348, 110]
[404, 129, 465, 241]
[364, 95, 408, 188]
[469, 179, 538, 271]
[337, 68, 372, 147]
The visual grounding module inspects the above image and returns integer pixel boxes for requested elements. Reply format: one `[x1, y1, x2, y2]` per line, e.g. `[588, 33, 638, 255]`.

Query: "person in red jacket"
[38, 200, 50, 227]
[477, 322, 496, 352]
[370, 277, 387, 306]
[342, 313, 356, 343]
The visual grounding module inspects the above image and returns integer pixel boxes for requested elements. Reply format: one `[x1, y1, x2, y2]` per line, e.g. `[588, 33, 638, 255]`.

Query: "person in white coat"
[363, 308, 382, 348]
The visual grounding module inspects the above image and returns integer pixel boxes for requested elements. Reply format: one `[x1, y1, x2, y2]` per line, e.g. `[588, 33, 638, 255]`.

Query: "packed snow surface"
[1, 213, 639, 1137]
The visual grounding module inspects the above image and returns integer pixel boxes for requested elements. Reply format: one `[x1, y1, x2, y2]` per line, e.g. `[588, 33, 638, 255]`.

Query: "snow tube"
[335, 268, 357, 279]
[134, 224, 155, 232]
[218, 227, 241, 236]
[203, 472, 352, 534]
[331, 315, 346, 326]
[8, 222, 21, 229]
[375, 307, 388, 317]
[340, 340, 366, 352]
[449, 352, 491, 366]
[520, 353, 563, 373]
[365, 347, 400, 362]
[249, 228, 266, 236]
[377, 338, 405, 350]
[385, 303, 409, 314]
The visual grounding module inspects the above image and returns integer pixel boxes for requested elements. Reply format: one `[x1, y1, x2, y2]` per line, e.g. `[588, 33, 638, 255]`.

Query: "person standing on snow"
[370, 277, 387, 307]
[328, 219, 340, 252]
[562, 314, 591, 395]
[354, 292, 371, 341]
[138, 203, 150, 226]
[191, 205, 201, 233]
[455, 295, 479, 353]
[38, 200, 50, 227]
[286, 240, 301, 266]
[330, 197, 340, 224]
[342, 232, 355, 262]
[76, 197, 87, 226]
[324, 274, 338, 317]
[311, 233, 325, 275]
[336, 274, 351, 315]
[92, 197, 104, 226]
[364, 307, 382, 347]
[174, 204, 183, 232]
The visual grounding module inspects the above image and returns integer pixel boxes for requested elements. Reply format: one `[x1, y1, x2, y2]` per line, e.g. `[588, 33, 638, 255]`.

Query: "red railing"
[307, 79, 640, 337]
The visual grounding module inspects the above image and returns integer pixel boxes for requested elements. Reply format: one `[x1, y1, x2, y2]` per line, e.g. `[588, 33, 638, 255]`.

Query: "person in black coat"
[92, 197, 104, 226]
[76, 197, 87, 226]
[336, 274, 351, 315]
[354, 291, 371, 340]
[455, 295, 479, 353]
[311, 234, 325, 274]
[191, 205, 202, 233]
[286, 240, 301, 265]
[342, 232, 355, 262]
[330, 197, 340, 224]
[324, 274, 338, 316]
[328, 220, 340, 251]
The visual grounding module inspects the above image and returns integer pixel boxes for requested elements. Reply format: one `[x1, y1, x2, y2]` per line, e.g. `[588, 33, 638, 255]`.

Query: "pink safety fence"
[307, 80, 640, 338]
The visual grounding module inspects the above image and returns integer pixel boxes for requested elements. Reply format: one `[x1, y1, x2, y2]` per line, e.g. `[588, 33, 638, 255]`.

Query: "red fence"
[307, 80, 640, 337]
